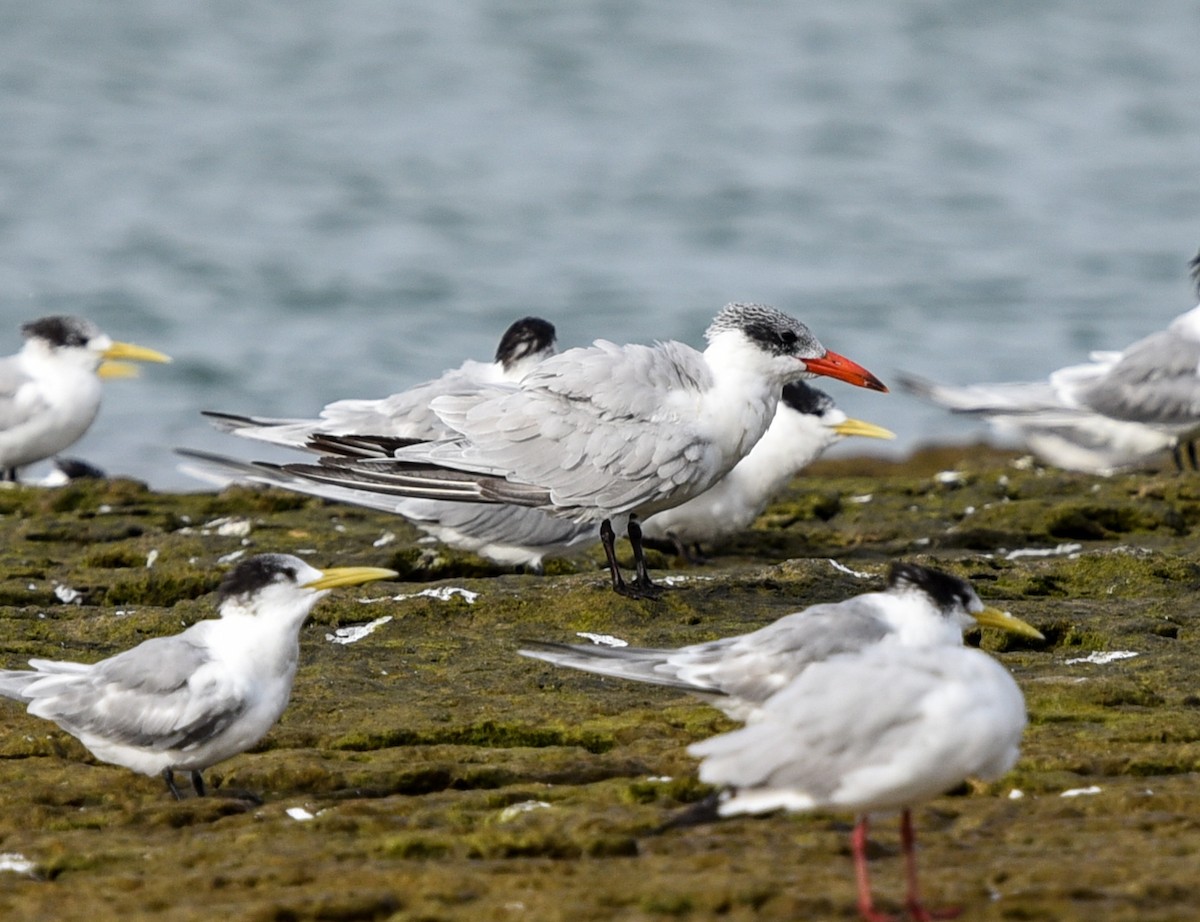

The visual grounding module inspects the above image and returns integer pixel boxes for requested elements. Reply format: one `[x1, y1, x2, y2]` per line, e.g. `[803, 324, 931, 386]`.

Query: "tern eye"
[778, 330, 797, 348]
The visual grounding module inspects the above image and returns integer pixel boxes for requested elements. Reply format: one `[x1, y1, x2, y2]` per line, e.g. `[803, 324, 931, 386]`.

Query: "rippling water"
[2, 0, 1198, 488]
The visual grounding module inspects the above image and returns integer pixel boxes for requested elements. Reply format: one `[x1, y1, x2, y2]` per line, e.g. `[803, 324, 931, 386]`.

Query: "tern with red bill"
[274, 302, 887, 598]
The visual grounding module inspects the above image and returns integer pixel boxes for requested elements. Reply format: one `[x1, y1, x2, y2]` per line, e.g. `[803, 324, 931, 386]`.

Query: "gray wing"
[314, 361, 499, 441]
[0, 355, 45, 432]
[205, 359, 505, 448]
[22, 635, 246, 751]
[520, 599, 892, 705]
[669, 603, 892, 703]
[897, 371, 1067, 415]
[177, 447, 436, 512]
[176, 449, 593, 565]
[691, 647, 1026, 808]
[897, 365, 1180, 472]
[396, 499, 596, 554]
[518, 641, 727, 694]
[410, 340, 723, 514]
[1076, 326, 1200, 427]
[201, 411, 327, 449]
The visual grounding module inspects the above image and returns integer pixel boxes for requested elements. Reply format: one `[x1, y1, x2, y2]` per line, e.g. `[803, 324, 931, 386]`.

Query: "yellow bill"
[973, 605, 1044, 640]
[98, 341, 172, 379]
[303, 566, 399, 591]
[103, 340, 172, 364]
[833, 417, 895, 440]
[98, 361, 141, 379]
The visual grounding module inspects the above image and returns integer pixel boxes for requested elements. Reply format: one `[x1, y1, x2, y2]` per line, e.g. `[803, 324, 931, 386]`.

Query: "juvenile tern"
[0, 553, 396, 800]
[274, 303, 888, 598]
[640, 381, 894, 561]
[0, 316, 170, 481]
[520, 562, 1041, 721]
[900, 251, 1200, 474]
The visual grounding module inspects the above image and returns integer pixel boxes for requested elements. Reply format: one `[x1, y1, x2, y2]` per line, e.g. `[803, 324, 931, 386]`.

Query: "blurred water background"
[1, 0, 1198, 489]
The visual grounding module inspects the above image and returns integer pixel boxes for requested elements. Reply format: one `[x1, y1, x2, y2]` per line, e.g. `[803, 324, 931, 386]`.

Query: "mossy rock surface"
[0, 447, 1197, 920]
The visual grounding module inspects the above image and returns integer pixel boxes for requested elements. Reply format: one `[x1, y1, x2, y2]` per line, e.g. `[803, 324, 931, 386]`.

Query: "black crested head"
[780, 381, 835, 417]
[495, 317, 557, 370]
[217, 553, 302, 605]
[886, 562, 978, 614]
[21, 316, 99, 349]
[705, 303, 824, 358]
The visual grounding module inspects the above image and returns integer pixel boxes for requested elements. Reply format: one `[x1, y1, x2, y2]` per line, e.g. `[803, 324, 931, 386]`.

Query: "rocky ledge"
[0, 443, 1195, 921]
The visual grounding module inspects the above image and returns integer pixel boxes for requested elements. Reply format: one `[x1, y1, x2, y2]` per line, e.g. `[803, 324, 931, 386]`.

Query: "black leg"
[162, 768, 185, 800]
[627, 519, 665, 599]
[1188, 440, 1198, 471]
[1, 467, 16, 483]
[651, 791, 722, 834]
[665, 532, 708, 566]
[667, 533, 690, 561]
[665, 535, 708, 566]
[599, 519, 630, 594]
[190, 770, 207, 797]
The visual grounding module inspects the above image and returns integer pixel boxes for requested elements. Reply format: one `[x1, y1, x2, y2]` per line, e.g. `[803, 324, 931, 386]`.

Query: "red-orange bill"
[802, 350, 889, 393]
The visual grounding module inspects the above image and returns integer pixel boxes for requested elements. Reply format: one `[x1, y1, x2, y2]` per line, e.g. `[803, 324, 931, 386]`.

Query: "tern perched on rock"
[185, 380, 890, 572]
[689, 635, 1028, 922]
[202, 316, 558, 447]
[524, 563, 1038, 921]
[180, 316, 598, 571]
[900, 250, 1200, 474]
[270, 303, 888, 598]
[640, 381, 893, 561]
[0, 316, 170, 481]
[520, 562, 1041, 721]
[0, 554, 396, 800]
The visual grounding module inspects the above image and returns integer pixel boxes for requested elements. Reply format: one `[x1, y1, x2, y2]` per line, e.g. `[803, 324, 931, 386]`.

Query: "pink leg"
[852, 816, 897, 922]
[900, 809, 961, 921]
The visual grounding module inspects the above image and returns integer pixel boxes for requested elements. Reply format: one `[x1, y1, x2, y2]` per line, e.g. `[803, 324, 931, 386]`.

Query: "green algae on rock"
[0, 448, 1197, 920]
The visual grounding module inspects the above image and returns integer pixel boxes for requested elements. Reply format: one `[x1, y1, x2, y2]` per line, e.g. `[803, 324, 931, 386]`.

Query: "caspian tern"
[273, 302, 888, 598]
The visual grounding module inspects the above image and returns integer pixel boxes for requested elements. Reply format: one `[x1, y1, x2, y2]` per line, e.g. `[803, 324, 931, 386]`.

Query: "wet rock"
[0, 447, 1195, 919]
